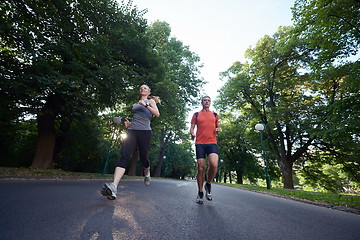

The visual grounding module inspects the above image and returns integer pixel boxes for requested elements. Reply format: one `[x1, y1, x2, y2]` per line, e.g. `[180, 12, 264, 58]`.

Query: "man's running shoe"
[205, 183, 212, 201]
[101, 183, 117, 200]
[196, 192, 204, 204]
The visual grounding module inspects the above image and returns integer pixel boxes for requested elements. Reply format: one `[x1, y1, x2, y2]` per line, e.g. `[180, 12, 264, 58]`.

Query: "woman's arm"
[142, 99, 160, 117]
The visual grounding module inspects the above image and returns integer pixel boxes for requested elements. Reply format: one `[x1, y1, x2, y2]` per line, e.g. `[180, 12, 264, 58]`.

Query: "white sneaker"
[101, 183, 117, 200]
[205, 183, 212, 201]
[144, 174, 151, 186]
[196, 193, 204, 204]
[144, 169, 151, 186]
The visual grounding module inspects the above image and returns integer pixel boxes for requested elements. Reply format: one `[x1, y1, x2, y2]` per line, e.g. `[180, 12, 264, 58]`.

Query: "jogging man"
[189, 96, 220, 204]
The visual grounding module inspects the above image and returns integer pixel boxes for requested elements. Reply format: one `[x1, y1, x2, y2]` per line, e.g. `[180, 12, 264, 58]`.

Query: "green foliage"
[217, 27, 316, 189]
[292, 0, 360, 67]
[0, 119, 37, 167]
[0, 0, 162, 168]
[217, 112, 263, 183]
[147, 20, 204, 127]
[162, 141, 195, 179]
[216, 1, 359, 191]
[290, 0, 360, 190]
[142, 21, 204, 177]
[54, 117, 108, 173]
[0, 1, 204, 176]
[1, 0, 159, 116]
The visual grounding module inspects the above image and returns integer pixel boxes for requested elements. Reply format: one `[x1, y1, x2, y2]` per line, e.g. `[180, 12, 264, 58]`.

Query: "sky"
[132, 0, 295, 111]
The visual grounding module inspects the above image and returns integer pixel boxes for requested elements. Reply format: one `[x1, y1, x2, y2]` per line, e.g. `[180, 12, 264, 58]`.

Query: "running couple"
[101, 90, 220, 204]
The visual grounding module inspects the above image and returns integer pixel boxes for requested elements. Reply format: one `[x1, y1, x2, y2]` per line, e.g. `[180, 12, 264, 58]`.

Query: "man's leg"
[196, 158, 206, 203]
[204, 153, 218, 201]
[207, 153, 219, 184]
[197, 158, 206, 192]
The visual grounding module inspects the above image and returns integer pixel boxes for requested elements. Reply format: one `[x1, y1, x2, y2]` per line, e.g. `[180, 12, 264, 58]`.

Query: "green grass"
[221, 183, 360, 211]
[1, 167, 359, 211]
[0, 167, 114, 179]
[0, 167, 149, 180]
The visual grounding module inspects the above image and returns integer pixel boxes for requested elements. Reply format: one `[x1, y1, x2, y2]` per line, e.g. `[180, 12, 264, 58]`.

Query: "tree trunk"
[127, 147, 138, 176]
[236, 170, 243, 184]
[279, 158, 295, 189]
[154, 128, 172, 177]
[31, 96, 58, 169]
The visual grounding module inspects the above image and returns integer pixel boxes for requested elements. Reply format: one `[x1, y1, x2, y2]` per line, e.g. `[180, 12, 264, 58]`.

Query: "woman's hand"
[146, 99, 160, 118]
[138, 100, 146, 106]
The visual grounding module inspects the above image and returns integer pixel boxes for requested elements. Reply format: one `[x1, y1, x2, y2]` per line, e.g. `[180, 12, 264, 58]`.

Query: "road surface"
[0, 179, 359, 240]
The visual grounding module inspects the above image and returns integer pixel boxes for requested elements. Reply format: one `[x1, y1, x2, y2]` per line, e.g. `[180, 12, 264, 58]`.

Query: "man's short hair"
[202, 96, 211, 101]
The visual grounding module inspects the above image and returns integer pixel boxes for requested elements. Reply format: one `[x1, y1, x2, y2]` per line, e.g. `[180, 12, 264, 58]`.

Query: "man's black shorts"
[195, 144, 219, 159]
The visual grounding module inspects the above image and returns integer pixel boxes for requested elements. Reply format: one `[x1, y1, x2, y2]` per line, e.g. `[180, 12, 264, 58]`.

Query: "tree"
[292, 0, 360, 189]
[145, 21, 204, 177]
[1, 0, 160, 168]
[161, 140, 195, 179]
[216, 113, 262, 184]
[217, 27, 316, 189]
[292, 0, 359, 67]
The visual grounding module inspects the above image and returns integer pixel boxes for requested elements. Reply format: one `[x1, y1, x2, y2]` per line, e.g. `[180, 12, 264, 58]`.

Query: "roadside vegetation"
[221, 183, 360, 211]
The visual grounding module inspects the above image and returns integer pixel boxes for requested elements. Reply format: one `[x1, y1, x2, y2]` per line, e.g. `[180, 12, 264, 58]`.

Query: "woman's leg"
[113, 167, 126, 186]
[137, 130, 152, 185]
[113, 130, 137, 186]
[137, 130, 152, 169]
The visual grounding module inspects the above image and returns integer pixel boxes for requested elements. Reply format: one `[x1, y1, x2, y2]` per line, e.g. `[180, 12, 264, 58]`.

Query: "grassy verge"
[0, 167, 114, 179]
[221, 183, 360, 211]
[0, 167, 148, 180]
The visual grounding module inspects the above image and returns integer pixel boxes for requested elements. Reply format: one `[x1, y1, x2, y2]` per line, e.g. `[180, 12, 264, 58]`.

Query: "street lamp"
[217, 159, 224, 182]
[255, 123, 271, 189]
[163, 155, 167, 178]
[102, 116, 121, 175]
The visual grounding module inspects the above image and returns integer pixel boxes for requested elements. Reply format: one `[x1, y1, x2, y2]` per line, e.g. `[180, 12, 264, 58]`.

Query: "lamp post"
[163, 155, 167, 178]
[218, 159, 223, 182]
[255, 123, 271, 189]
[102, 117, 121, 175]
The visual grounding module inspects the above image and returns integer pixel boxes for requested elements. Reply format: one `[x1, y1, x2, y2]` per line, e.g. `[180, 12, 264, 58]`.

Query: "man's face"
[202, 97, 211, 108]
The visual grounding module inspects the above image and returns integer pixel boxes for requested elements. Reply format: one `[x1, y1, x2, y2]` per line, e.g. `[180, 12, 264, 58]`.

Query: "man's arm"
[189, 124, 196, 139]
[215, 116, 220, 134]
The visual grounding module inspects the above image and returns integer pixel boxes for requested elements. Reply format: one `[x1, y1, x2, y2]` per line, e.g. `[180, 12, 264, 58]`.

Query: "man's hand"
[215, 128, 220, 134]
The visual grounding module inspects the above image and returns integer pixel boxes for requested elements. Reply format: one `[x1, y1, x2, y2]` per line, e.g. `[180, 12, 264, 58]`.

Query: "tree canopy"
[216, 0, 359, 190]
[0, 0, 202, 172]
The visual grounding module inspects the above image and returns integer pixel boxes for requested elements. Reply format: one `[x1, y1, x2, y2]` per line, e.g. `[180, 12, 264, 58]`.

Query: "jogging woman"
[101, 84, 160, 200]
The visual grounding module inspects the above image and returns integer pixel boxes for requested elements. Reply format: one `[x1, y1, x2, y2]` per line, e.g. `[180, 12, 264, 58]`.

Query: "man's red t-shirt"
[191, 110, 218, 144]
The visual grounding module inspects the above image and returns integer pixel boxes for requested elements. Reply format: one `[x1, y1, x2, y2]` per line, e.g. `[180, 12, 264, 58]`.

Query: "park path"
[0, 179, 359, 240]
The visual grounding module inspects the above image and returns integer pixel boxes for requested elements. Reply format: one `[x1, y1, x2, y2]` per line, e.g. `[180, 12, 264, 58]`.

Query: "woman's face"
[139, 85, 150, 96]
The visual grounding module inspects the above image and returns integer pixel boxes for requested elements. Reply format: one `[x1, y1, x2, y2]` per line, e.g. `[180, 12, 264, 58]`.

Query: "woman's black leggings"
[116, 130, 152, 169]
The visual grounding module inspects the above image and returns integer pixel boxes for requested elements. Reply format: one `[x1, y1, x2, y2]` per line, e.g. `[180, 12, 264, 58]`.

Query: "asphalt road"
[0, 179, 359, 240]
